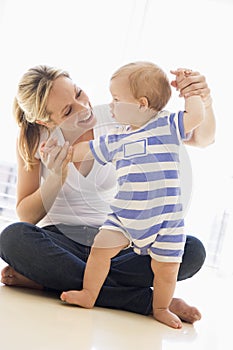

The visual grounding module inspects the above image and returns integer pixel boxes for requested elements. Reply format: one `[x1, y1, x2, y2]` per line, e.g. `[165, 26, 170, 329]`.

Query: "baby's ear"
[138, 96, 149, 108]
[171, 80, 178, 88]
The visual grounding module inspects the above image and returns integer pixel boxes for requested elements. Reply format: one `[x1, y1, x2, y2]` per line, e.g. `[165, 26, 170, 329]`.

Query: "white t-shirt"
[37, 104, 117, 228]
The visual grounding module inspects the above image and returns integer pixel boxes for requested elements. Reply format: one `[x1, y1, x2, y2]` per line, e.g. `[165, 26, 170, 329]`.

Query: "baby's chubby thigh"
[93, 227, 130, 249]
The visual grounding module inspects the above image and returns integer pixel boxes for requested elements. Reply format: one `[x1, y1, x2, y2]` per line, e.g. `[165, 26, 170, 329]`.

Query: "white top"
[36, 104, 117, 228]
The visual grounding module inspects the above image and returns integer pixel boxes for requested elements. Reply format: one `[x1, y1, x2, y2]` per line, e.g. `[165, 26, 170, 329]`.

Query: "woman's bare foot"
[60, 289, 95, 309]
[153, 308, 182, 329]
[170, 298, 201, 323]
[1, 266, 43, 290]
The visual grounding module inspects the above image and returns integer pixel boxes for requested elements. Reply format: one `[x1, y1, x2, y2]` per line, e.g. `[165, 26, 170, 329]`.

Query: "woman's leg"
[108, 235, 206, 287]
[0, 223, 205, 316]
[0, 222, 87, 291]
[0, 222, 152, 315]
[0, 222, 205, 289]
[178, 235, 206, 280]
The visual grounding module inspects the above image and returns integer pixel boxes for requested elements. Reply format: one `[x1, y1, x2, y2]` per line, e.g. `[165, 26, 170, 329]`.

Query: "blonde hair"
[14, 65, 70, 170]
[111, 61, 171, 111]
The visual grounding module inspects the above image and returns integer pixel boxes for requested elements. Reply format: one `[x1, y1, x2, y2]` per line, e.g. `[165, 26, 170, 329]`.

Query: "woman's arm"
[16, 139, 72, 224]
[171, 69, 216, 147]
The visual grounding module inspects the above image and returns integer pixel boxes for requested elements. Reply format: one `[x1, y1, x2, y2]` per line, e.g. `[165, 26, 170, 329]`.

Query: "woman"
[0, 65, 215, 320]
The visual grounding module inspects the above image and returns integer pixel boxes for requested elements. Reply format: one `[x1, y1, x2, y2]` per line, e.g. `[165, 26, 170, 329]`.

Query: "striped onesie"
[89, 110, 188, 263]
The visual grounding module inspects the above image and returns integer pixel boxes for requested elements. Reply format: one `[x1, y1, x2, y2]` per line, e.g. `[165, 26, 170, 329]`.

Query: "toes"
[60, 292, 67, 302]
[1, 276, 13, 285]
[171, 320, 182, 329]
[170, 298, 202, 324]
[190, 307, 201, 320]
[194, 313, 201, 321]
[183, 307, 201, 323]
[1, 265, 12, 277]
[1, 266, 16, 285]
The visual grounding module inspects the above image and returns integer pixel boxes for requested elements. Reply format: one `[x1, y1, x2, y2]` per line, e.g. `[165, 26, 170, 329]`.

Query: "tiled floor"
[0, 258, 231, 350]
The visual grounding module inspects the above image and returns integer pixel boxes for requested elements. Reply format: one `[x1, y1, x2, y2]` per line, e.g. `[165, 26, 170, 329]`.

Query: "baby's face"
[109, 76, 155, 129]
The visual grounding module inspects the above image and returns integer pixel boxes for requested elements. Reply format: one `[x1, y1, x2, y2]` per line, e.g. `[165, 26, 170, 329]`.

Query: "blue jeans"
[0, 222, 206, 315]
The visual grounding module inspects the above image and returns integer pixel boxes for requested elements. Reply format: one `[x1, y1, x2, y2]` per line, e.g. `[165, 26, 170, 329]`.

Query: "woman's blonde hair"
[14, 65, 70, 170]
[111, 61, 171, 111]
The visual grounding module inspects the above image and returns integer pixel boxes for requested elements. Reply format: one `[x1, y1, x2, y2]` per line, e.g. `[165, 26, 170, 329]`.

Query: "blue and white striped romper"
[89, 110, 188, 263]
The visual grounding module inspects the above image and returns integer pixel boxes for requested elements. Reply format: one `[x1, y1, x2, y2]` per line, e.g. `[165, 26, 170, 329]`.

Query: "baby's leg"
[151, 259, 182, 329]
[61, 229, 129, 308]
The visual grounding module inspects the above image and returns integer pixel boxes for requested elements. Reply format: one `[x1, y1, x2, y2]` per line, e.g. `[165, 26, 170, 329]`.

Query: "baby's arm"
[183, 94, 205, 133]
[176, 70, 205, 134]
[40, 139, 94, 163]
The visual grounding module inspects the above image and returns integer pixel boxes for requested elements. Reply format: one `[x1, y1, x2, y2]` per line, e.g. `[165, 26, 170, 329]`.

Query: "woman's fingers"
[171, 68, 209, 99]
[40, 139, 71, 173]
[180, 78, 209, 98]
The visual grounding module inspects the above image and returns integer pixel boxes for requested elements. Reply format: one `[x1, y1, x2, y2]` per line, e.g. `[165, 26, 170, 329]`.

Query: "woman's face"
[46, 76, 97, 133]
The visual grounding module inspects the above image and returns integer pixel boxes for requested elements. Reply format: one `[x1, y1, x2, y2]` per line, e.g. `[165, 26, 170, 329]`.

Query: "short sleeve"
[89, 135, 111, 165]
[169, 111, 190, 141]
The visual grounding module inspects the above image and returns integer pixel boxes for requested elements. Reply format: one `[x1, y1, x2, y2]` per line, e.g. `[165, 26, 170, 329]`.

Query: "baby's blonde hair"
[14, 65, 70, 170]
[111, 61, 171, 112]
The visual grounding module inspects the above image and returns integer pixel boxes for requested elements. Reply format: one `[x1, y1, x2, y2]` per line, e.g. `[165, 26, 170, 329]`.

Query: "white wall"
[0, 0, 232, 266]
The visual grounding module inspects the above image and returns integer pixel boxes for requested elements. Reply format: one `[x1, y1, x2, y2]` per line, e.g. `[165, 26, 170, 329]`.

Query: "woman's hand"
[40, 138, 73, 183]
[170, 69, 211, 102]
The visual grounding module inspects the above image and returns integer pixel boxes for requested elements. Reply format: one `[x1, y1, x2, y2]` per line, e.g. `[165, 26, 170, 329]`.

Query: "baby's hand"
[170, 68, 192, 90]
[40, 138, 58, 156]
[40, 138, 72, 179]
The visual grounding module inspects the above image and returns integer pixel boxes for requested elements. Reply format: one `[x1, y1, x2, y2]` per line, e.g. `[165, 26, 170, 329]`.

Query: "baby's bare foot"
[153, 308, 182, 329]
[61, 289, 95, 309]
[170, 298, 201, 323]
[1, 266, 43, 290]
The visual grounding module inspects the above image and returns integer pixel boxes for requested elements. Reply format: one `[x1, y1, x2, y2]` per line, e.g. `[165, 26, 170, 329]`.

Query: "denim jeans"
[0, 222, 206, 315]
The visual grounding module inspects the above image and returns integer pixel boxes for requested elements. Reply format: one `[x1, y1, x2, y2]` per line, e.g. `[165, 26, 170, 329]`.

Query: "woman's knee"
[0, 222, 27, 257]
[178, 235, 206, 281]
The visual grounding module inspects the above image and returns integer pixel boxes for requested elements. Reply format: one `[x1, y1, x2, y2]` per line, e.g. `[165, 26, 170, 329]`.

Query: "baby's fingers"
[41, 138, 58, 154]
[46, 138, 58, 148]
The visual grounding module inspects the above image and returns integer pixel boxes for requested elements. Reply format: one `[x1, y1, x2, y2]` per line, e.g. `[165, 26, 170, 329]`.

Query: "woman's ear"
[36, 119, 55, 128]
[138, 96, 149, 108]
